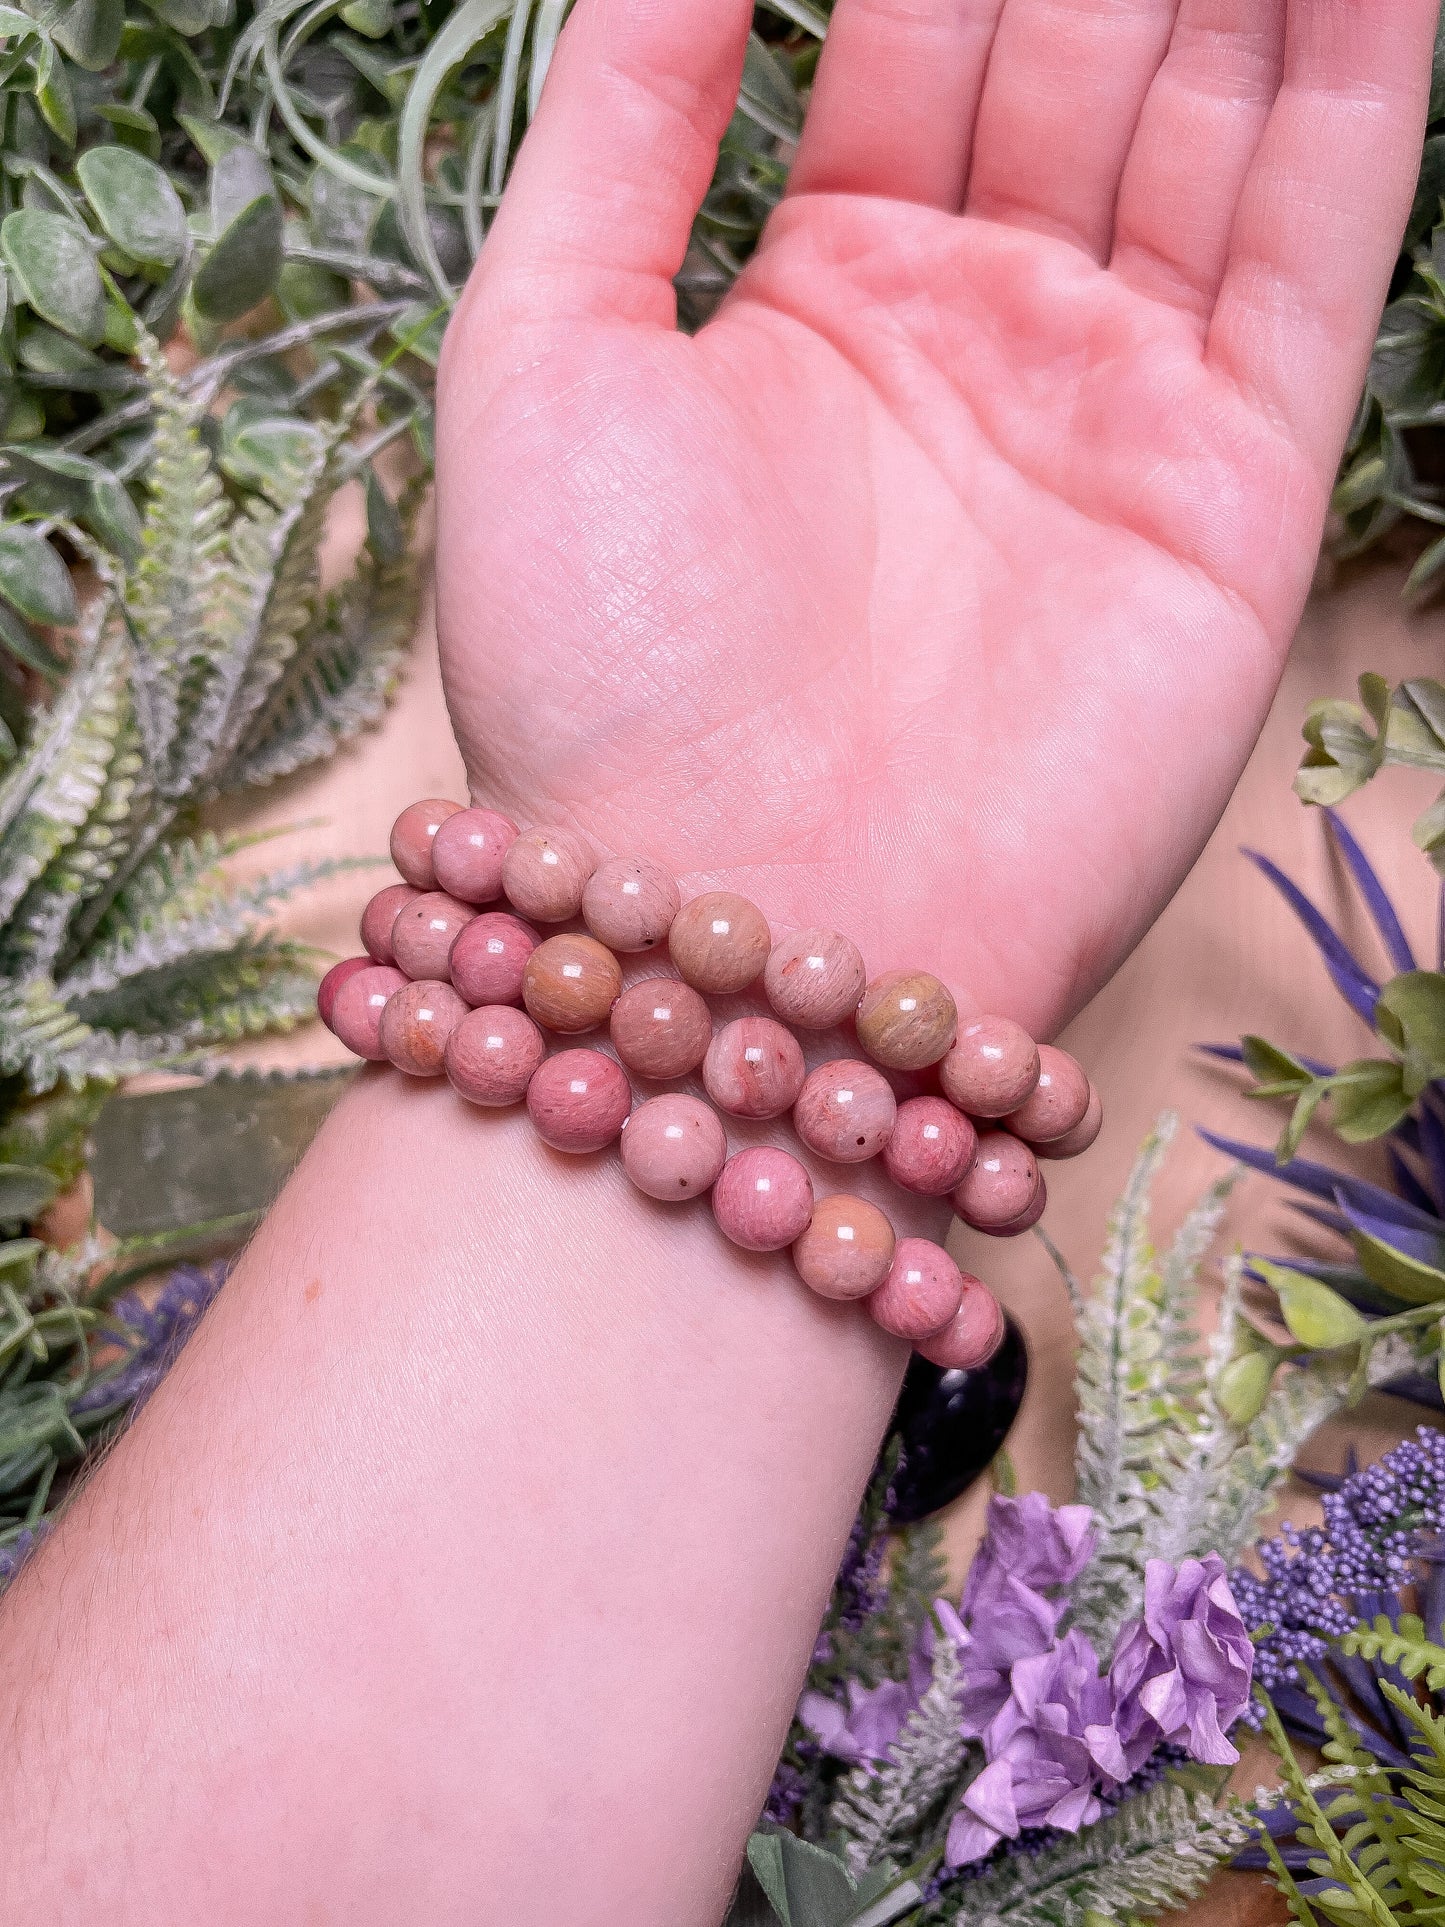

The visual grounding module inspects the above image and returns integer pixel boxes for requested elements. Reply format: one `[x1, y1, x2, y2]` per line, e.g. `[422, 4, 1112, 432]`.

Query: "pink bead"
[620, 1094, 728, 1200]
[1004, 1045, 1091, 1144]
[867, 1238, 965, 1341]
[389, 799, 462, 889]
[502, 826, 596, 922]
[793, 1060, 897, 1164]
[763, 927, 867, 1030]
[378, 979, 467, 1076]
[522, 932, 623, 1034]
[390, 892, 474, 982]
[702, 1016, 806, 1120]
[582, 856, 681, 953]
[448, 911, 539, 1007]
[668, 891, 771, 995]
[431, 807, 517, 904]
[882, 1096, 977, 1196]
[952, 1130, 1040, 1230]
[1036, 1084, 1103, 1160]
[609, 978, 713, 1080]
[330, 965, 407, 1060]
[916, 1278, 1005, 1370]
[526, 1048, 631, 1153]
[855, 969, 957, 1071]
[445, 1006, 546, 1107]
[360, 884, 420, 965]
[992, 1175, 1048, 1236]
[940, 1016, 1041, 1119]
[317, 956, 372, 1030]
[792, 1194, 895, 1300]
[711, 1147, 815, 1252]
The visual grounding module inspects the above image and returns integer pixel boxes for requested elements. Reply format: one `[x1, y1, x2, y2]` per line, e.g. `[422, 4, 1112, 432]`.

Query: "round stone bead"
[582, 856, 681, 953]
[703, 1016, 806, 1120]
[448, 911, 539, 1007]
[431, 807, 517, 904]
[526, 1049, 631, 1154]
[916, 1279, 1005, 1370]
[317, 956, 372, 1030]
[390, 798, 462, 889]
[1036, 1084, 1103, 1160]
[794, 1060, 897, 1164]
[992, 1175, 1048, 1236]
[855, 969, 958, 1071]
[501, 826, 596, 922]
[609, 978, 712, 1080]
[620, 1094, 728, 1201]
[953, 1130, 1040, 1231]
[1004, 1044, 1091, 1144]
[882, 1096, 976, 1196]
[522, 933, 623, 1034]
[378, 979, 467, 1076]
[793, 1194, 896, 1301]
[330, 964, 407, 1061]
[763, 927, 866, 1030]
[867, 1238, 965, 1342]
[668, 891, 771, 995]
[711, 1147, 814, 1252]
[940, 1016, 1041, 1118]
[360, 884, 420, 965]
[445, 1005, 547, 1107]
[390, 891, 474, 982]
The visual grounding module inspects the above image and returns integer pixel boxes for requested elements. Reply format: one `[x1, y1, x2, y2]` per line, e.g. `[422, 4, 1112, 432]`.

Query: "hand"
[435, 0, 1432, 1034]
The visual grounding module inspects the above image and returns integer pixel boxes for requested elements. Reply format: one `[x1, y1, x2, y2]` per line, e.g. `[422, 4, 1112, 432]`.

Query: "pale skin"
[0, 0, 1433, 1919]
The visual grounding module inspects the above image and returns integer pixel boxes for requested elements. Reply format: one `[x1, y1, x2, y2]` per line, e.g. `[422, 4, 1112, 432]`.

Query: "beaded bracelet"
[319, 800, 1104, 1374]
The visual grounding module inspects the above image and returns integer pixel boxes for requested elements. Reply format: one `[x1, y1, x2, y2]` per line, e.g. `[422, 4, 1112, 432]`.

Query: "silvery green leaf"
[747, 1834, 858, 1927]
[53, 0, 124, 69]
[191, 194, 283, 322]
[0, 524, 78, 627]
[33, 42, 76, 147]
[77, 146, 188, 268]
[0, 1163, 58, 1221]
[95, 103, 163, 160]
[209, 143, 276, 234]
[0, 210, 105, 347]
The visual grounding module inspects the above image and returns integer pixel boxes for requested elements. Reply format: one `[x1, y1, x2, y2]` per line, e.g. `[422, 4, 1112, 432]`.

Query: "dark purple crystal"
[885, 1315, 1028, 1524]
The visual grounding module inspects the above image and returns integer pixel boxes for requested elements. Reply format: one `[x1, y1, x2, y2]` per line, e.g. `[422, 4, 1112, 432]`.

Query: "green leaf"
[1213, 1347, 1277, 1426]
[0, 1163, 59, 1221]
[1328, 1057, 1413, 1141]
[1352, 1227, 1445, 1306]
[94, 103, 162, 159]
[1240, 1034, 1315, 1092]
[77, 147, 188, 269]
[209, 143, 275, 234]
[1375, 970, 1445, 1093]
[53, 0, 125, 68]
[0, 524, 78, 627]
[746, 1835, 859, 1927]
[339, 0, 393, 33]
[191, 194, 282, 323]
[1256, 1261, 1370, 1350]
[34, 43, 76, 146]
[0, 210, 105, 347]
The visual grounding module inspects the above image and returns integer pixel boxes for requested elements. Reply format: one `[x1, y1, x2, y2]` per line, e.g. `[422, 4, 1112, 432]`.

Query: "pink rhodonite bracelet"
[319, 800, 1104, 1372]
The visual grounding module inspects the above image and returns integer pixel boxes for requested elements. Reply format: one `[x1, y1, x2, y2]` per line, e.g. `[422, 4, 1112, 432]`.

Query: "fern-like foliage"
[1345, 1616, 1445, 1696]
[830, 1630, 967, 1875]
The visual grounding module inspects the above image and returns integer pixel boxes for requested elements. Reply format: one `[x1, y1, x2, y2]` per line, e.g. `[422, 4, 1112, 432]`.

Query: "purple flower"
[961, 1494, 1096, 1606]
[1110, 1555, 1253, 1769]
[959, 1494, 1096, 1736]
[799, 1677, 917, 1765]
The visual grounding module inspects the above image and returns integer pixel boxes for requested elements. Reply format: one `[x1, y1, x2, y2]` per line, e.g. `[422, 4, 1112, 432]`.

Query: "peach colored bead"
[609, 978, 712, 1080]
[916, 1279, 1005, 1370]
[993, 1175, 1049, 1236]
[522, 933, 622, 1034]
[390, 891, 474, 982]
[867, 1238, 965, 1342]
[953, 1130, 1040, 1231]
[360, 883, 419, 965]
[431, 807, 517, 905]
[378, 979, 467, 1076]
[445, 1005, 546, 1107]
[330, 964, 407, 1061]
[794, 1060, 897, 1164]
[882, 1096, 976, 1196]
[390, 798, 461, 889]
[792, 1194, 896, 1301]
[620, 1094, 728, 1201]
[317, 956, 372, 1029]
[711, 1147, 814, 1251]
[1036, 1084, 1103, 1160]
[668, 891, 771, 995]
[940, 1016, 1041, 1119]
[582, 856, 681, 953]
[855, 969, 957, 1071]
[448, 911, 538, 1007]
[526, 1048, 631, 1153]
[763, 927, 867, 1030]
[501, 826, 596, 922]
[1004, 1044, 1091, 1144]
[703, 1016, 806, 1120]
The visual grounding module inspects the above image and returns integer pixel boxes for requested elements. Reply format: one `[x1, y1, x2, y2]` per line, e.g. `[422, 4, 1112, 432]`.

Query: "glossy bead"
[992, 1175, 1048, 1236]
[526, 1048, 631, 1153]
[952, 1130, 1040, 1230]
[711, 1147, 814, 1252]
[609, 978, 713, 1080]
[916, 1279, 1006, 1370]
[855, 969, 957, 1071]
[449, 911, 539, 1007]
[887, 1319, 1029, 1524]
[940, 1016, 1041, 1118]
[501, 826, 596, 922]
[882, 1097, 976, 1196]
[445, 1006, 546, 1107]
[1036, 1083, 1103, 1160]
[793, 1060, 897, 1164]
[522, 933, 622, 1034]
[431, 807, 517, 904]
[582, 856, 681, 953]
[668, 891, 771, 995]
[867, 1238, 965, 1342]
[360, 884, 420, 965]
[620, 1094, 728, 1200]
[793, 1194, 895, 1300]
[702, 1016, 806, 1120]
[330, 964, 407, 1061]
[378, 979, 467, 1076]
[763, 927, 866, 1030]
[390, 799, 462, 889]
[390, 891, 474, 982]
[317, 956, 372, 1029]
[1004, 1045, 1091, 1143]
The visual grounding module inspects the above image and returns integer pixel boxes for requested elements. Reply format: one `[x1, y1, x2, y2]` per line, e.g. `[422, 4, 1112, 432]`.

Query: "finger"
[1109, 0, 1284, 322]
[788, 0, 1006, 210]
[471, 0, 752, 326]
[964, 0, 1181, 260]
[1207, 0, 1436, 476]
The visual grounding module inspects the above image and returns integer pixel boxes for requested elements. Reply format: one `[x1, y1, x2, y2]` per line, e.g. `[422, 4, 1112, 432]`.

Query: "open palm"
[435, 0, 1432, 1036]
